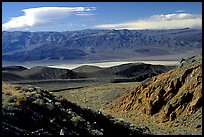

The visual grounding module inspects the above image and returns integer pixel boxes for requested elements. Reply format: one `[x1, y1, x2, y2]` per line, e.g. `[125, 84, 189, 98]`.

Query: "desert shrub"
[32, 98, 45, 106]
[5, 92, 11, 95]
[7, 96, 17, 103]
[15, 96, 27, 107]
[14, 86, 21, 90]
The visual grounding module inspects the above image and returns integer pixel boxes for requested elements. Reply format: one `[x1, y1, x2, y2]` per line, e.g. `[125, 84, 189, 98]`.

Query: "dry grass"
[2, 82, 27, 106]
[2, 82, 22, 96]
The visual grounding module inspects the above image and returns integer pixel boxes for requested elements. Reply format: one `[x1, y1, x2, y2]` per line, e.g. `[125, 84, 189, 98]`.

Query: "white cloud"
[95, 13, 202, 30]
[2, 7, 96, 31]
[81, 24, 86, 27]
[176, 10, 186, 13]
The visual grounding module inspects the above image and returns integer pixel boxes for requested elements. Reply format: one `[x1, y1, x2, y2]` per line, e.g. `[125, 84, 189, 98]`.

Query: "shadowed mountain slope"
[72, 65, 103, 74]
[2, 66, 84, 81]
[2, 66, 28, 72]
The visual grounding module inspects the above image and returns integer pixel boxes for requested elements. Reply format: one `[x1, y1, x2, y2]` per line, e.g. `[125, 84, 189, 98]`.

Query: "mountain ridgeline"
[2, 28, 202, 62]
[2, 63, 175, 82]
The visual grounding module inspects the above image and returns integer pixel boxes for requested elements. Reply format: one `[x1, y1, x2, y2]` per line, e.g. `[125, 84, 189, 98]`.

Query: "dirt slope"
[104, 55, 202, 134]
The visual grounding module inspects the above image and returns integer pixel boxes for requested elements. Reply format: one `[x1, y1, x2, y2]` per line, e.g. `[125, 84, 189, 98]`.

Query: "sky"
[2, 2, 202, 32]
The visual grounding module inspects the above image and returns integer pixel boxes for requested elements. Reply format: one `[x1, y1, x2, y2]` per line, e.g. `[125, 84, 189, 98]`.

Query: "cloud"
[95, 12, 202, 30]
[176, 10, 186, 13]
[2, 7, 96, 31]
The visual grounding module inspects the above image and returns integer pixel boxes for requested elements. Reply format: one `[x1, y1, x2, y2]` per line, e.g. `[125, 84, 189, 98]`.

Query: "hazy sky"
[2, 2, 202, 31]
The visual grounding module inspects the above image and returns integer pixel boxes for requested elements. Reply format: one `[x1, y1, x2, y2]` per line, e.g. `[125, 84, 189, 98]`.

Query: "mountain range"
[2, 28, 202, 62]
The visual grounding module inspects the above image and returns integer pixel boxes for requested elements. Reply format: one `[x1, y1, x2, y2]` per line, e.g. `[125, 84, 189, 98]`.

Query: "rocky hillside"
[2, 66, 84, 81]
[73, 63, 175, 82]
[2, 82, 151, 135]
[104, 55, 202, 134]
[2, 28, 202, 62]
[99, 63, 175, 82]
[3, 63, 174, 83]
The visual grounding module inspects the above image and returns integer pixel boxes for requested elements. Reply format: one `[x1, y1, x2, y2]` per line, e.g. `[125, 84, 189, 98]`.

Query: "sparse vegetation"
[53, 82, 139, 110]
[2, 82, 150, 135]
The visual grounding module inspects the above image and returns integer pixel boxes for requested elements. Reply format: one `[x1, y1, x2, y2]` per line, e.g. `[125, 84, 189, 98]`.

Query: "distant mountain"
[2, 28, 202, 62]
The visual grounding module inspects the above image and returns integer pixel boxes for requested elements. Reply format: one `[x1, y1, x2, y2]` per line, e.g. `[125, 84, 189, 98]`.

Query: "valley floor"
[3, 60, 179, 70]
[48, 60, 179, 70]
[3, 49, 201, 69]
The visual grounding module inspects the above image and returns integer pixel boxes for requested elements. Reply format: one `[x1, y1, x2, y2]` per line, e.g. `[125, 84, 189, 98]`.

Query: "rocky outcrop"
[104, 55, 202, 131]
